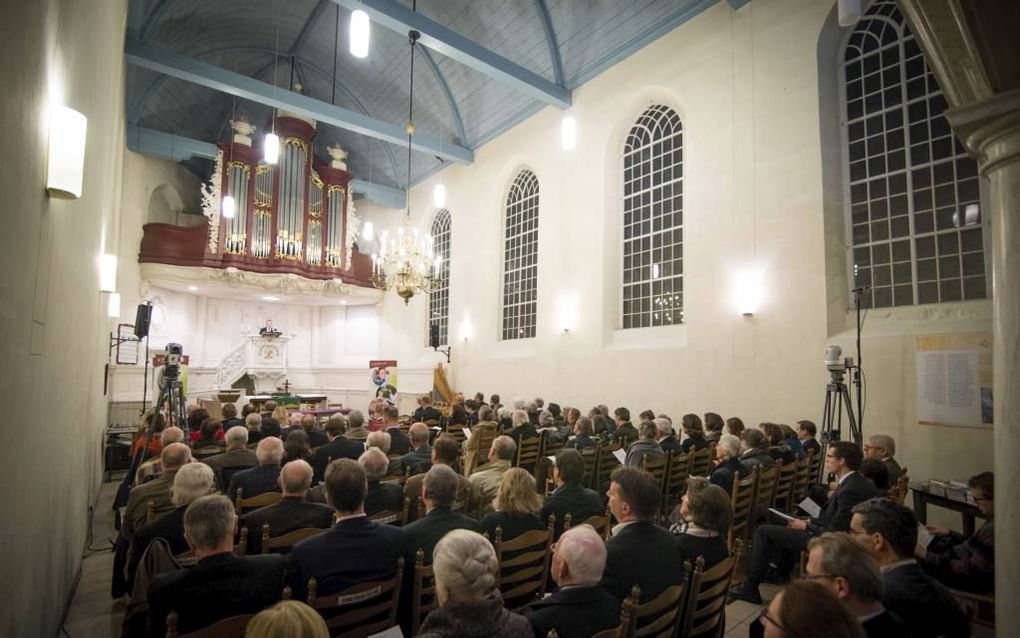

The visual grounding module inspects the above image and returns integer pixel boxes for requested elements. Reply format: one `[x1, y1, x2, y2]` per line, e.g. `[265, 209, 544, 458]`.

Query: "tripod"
[819, 370, 861, 480]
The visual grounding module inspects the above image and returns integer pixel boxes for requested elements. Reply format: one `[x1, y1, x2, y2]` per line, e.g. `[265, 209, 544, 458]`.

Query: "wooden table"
[910, 484, 986, 536]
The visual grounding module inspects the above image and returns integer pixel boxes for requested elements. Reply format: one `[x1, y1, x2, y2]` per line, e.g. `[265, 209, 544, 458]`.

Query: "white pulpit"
[216, 334, 291, 393]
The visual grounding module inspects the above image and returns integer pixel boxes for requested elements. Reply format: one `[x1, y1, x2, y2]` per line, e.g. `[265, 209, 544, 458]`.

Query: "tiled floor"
[64, 482, 125, 638]
[723, 583, 779, 636]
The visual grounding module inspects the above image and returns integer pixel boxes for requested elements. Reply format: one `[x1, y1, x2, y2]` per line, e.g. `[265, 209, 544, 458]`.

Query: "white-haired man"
[709, 433, 745, 495]
[508, 408, 538, 444]
[399, 422, 433, 475]
[360, 447, 404, 516]
[147, 494, 287, 636]
[865, 434, 902, 485]
[127, 462, 215, 589]
[136, 425, 186, 485]
[227, 437, 283, 501]
[528, 524, 621, 637]
[204, 425, 258, 487]
[469, 435, 516, 512]
[121, 442, 193, 539]
[244, 411, 264, 445]
[655, 418, 682, 456]
[242, 459, 334, 553]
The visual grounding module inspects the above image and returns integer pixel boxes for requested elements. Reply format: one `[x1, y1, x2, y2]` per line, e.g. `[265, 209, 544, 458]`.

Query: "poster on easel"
[370, 360, 398, 406]
[915, 333, 993, 428]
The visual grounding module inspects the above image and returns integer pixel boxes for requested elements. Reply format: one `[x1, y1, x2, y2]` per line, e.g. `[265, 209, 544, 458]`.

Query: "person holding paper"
[729, 442, 880, 605]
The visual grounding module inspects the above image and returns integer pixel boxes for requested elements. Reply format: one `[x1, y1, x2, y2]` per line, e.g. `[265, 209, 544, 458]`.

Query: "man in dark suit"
[601, 466, 685, 602]
[203, 425, 258, 489]
[242, 459, 334, 554]
[288, 458, 406, 600]
[296, 414, 329, 448]
[311, 415, 365, 482]
[219, 402, 245, 430]
[612, 407, 637, 447]
[796, 420, 822, 459]
[404, 464, 481, 565]
[528, 524, 620, 638]
[403, 436, 475, 522]
[730, 441, 880, 604]
[382, 404, 411, 455]
[864, 434, 903, 486]
[259, 400, 282, 439]
[851, 498, 969, 638]
[541, 449, 605, 539]
[412, 394, 443, 423]
[655, 418, 683, 456]
[509, 408, 539, 443]
[399, 422, 433, 476]
[147, 494, 286, 636]
[806, 532, 908, 638]
[360, 448, 405, 515]
[227, 436, 284, 502]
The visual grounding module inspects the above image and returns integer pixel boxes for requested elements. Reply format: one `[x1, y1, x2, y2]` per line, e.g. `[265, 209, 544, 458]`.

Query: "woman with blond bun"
[245, 600, 328, 638]
[417, 529, 532, 638]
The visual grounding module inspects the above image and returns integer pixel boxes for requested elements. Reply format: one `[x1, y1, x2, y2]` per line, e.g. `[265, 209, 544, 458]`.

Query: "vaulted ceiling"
[126, 0, 735, 194]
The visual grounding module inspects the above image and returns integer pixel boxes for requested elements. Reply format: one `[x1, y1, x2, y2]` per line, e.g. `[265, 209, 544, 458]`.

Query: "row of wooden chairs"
[639, 448, 717, 517]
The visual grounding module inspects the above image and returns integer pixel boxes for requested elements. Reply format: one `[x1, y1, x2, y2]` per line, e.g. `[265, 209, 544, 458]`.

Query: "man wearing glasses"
[917, 471, 995, 593]
[729, 441, 880, 605]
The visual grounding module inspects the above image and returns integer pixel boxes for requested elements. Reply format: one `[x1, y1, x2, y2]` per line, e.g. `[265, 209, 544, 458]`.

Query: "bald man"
[399, 422, 433, 475]
[121, 442, 193, 539]
[135, 425, 186, 485]
[242, 460, 334, 554]
[227, 437, 284, 502]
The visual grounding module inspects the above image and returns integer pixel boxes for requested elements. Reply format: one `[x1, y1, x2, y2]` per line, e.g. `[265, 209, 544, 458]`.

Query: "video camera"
[163, 342, 184, 379]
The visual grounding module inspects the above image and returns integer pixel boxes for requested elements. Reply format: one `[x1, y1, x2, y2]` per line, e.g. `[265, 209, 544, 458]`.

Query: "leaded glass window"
[501, 170, 539, 340]
[428, 209, 451, 346]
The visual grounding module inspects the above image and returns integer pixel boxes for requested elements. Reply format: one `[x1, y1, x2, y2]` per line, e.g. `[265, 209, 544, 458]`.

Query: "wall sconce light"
[99, 254, 118, 292]
[106, 292, 121, 318]
[46, 105, 88, 198]
[561, 115, 577, 151]
[732, 269, 764, 317]
[459, 315, 474, 342]
[433, 183, 446, 208]
[557, 292, 579, 334]
[837, 0, 861, 27]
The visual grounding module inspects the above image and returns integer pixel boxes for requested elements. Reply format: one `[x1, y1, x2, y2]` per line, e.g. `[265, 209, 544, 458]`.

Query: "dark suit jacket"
[128, 506, 189, 589]
[242, 496, 334, 554]
[227, 464, 282, 501]
[882, 562, 969, 638]
[288, 516, 406, 599]
[413, 407, 443, 423]
[509, 422, 539, 444]
[304, 428, 329, 448]
[709, 458, 745, 495]
[221, 417, 245, 430]
[681, 432, 709, 453]
[883, 457, 903, 485]
[540, 482, 605, 538]
[861, 609, 908, 638]
[400, 445, 433, 476]
[659, 435, 684, 456]
[403, 506, 481, 565]
[806, 471, 881, 535]
[148, 552, 286, 636]
[480, 511, 546, 543]
[615, 422, 638, 447]
[601, 521, 685, 602]
[311, 436, 365, 481]
[801, 438, 822, 458]
[564, 434, 597, 450]
[527, 584, 621, 638]
[259, 416, 281, 439]
[675, 532, 729, 572]
[365, 480, 405, 515]
[386, 426, 412, 455]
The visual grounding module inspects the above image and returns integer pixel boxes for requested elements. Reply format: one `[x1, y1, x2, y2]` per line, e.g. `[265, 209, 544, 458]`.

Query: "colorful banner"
[370, 360, 398, 405]
[915, 333, 993, 428]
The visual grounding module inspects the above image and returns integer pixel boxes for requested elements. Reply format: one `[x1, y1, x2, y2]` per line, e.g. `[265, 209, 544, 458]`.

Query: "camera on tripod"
[163, 342, 184, 380]
[824, 344, 854, 382]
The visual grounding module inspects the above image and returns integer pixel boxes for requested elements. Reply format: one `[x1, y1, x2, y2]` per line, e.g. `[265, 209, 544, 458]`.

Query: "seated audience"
[709, 433, 745, 495]
[563, 416, 597, 450]
[850, 498, 968, 638]
[343, 409, 369, 442]
[680, 413, 710, 452]
[779, 423, 805, 460]
[366, 430, 402, 476]
[541, 449, 605, 539]
[413, 394, 443, 423]
[738, 429, 774, 473]
[864, 435, 902, 486]
[756, 580, 866, 638]
[400, 422, 433, 475]
[281, 412, 304, 440]
[859, 458, 891, 494]
[655, 417, 683, 455]
[121, 442, 192, 541]
[404, 465, 482, 566]
[311, 415, 364, 482]
[490, 393, 503, 411]
[246, 600, 328, 638]
[298, 414, 328, 448]
[382, 404, 411, 455]
[527, 524, 620, 638]
[563, 407, 581, 436]
[498, 406, 514, 431]
[417, 529, 532, 638]
[703, 412, 724, 446]
[612, 407, 636, 447]
[283, 429, 311, 463]
[191, 417, 224, 450]
[219, 402, 244, 430]
[259, 401, 282, 439]
[730, 442, 880, 604]
[136, 425, 185, 485]
[470, 435, 516, 512]
[288, 459, 406, 599]
[806, 532, 907, 638]
[725, 416, 745, 437]
[508, 408, 539, 444]
[672, 477, 731, 570]
[464, 405, 499, 474]
[625, 420, 665, 467]
[242, 459, 334, 554]
[186, 408, 211, 442]
[245, 412, 264, 444]
[480, 468, 546, 541]
[366, 398, 386, 432]
[226, 436, 284, 501]
[465, 399, 480, 426]
[359, 447, 404, 515]
[601, 467, 685, 602]
[917, 471, 994, 593]
[760, 422, 796, 465]
[796, 420, 821, 458]
[147, 495, 286, 636]
[404, 435, 475, 521]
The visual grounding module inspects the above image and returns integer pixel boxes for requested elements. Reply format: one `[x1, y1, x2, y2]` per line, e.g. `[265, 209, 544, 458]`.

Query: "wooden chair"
[494, 517, 555, 611]
[236, 527, 248, 556]
[729, 467, 759, 549]
[682, 542, 743, 638]
[304, 559, 404, 637]
[368, 497, 411, 527]
[443, 423, 467, 445]
[563, 510, 612, 540]
[549, 587, 639, 638]
[754, 465, 780, 514]
[689, 447, 713, 477]
[514, 435, 542, 471]
[789, 455, 812, 512]
[166, 612, 253, 638]
[539, 430, 565, 458]
[887, 468, 909, 505]
[234, 489, 282, 514]
[640, 455, 669, 493]
[594, 443, 623, 491]
[579, 447, 598, 489]
[261, 524, 325, 554]
[411, 548, 437, 636]
[771, 461, 799, 512]
[631, 562, 691, 638]
[807, 450, 822, 485]
[663, 451, 694, 515]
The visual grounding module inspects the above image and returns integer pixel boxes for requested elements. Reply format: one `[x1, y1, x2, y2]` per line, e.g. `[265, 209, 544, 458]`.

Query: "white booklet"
[462, 426, 472, 441]
[546, 455, 556, 465]
[917, 523, 935, 549]
[798, 497, 822, 518]
[612, 448, 627, 464]
[767, 508, 796, 522]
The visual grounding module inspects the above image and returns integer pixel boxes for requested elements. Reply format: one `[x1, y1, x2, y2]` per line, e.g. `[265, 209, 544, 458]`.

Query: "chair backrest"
[640, 455, 669, 493]
[443, 423, 466, 445]
[494, 518, 555, 610]
[682, 542, 743, 638]
[539, 431, 564, 458]
[305, 558, 404, 636]
[411, 548, 437, 636]
[166, 612, 253, 638]
[632, 562, 691, 638]
[514, 436, 542, 470]
[472, 427, 498, 463]
[234, 489, 282, 514]
[563, 510, 612, 540]
[729, 467, 759, 549]
[689, 447, 713, 477]
[754, 465, 780, 511]
[664, 451, 693, 506]
[772, 461, 799, 511]
[587, 586, 639, 638]
[367, 497, 411, 527]
[261, 524, 325, 554]
[579, 447, 598, 489]
[807, 450, 823, 484]
[236, 527, 248, 556]
[789, 454, 812, 509]
[594, 444, 622, 491]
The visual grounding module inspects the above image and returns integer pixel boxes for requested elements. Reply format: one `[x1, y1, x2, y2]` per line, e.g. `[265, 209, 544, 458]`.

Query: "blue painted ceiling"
[127, 0, 721, 190]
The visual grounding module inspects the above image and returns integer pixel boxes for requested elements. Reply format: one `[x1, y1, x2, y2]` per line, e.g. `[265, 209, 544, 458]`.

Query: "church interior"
[1, 0, 1017, 636]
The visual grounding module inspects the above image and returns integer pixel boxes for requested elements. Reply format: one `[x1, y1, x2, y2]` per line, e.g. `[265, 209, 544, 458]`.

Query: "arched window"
[622, 104, 684, 329]
[428, 209, 451, 346]
[501, 169, 539, 340]
[842, 0, 985, 308]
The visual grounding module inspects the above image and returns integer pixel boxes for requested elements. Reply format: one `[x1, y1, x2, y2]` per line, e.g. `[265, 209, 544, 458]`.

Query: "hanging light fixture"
[350, 10, 370, 58]
[370, 10, 441, 305]
[433, 183, 446, 208]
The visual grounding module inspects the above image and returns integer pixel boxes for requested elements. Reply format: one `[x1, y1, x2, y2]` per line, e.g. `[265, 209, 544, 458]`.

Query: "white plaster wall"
[360, 0, 993, 494]
[0, 0, 128, 634]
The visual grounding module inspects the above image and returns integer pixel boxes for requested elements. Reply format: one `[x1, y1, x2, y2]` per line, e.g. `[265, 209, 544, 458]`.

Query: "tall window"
[842, 0, 985, 308]
[428, 209, 451, 346]
[501, 169, 539, 340]
[622, 105, 684, 329]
